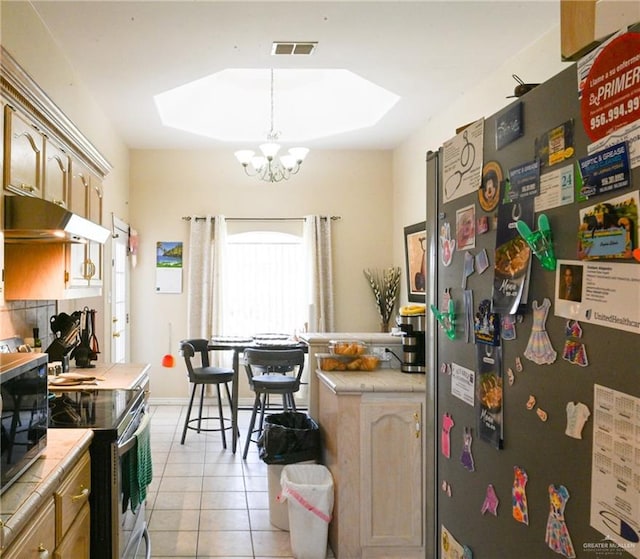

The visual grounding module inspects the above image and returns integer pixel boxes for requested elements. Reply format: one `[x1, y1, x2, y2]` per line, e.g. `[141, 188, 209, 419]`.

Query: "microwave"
[1, 353, 48, 494]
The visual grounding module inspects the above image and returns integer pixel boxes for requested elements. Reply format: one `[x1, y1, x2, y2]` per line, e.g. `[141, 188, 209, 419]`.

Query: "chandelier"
[234, 69, 309, 183]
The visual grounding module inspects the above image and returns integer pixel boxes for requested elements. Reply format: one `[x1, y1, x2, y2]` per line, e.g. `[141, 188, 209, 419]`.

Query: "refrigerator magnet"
[460, 427, 475, 472]
[512, 466, 530, 525]
[440, 222, 456, 266]
[545, 484, 577, 558]
[481, 484, 499, 516]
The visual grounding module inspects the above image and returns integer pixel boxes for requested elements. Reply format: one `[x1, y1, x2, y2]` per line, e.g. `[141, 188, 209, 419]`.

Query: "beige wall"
[129, 148, 394, 398]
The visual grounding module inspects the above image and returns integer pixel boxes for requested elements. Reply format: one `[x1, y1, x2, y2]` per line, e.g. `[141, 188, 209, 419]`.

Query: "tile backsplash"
[0, 300, 57, 348]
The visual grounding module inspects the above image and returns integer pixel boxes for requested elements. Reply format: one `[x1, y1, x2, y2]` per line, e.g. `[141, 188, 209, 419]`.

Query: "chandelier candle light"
[234, 69, 309, 183]
[363, 267, 401, 332]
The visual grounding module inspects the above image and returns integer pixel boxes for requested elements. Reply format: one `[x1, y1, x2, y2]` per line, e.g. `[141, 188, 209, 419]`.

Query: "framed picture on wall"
[404, 221, 427, 302]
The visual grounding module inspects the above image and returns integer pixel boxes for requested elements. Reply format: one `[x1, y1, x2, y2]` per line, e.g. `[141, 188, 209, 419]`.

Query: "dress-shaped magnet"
[524, 298, 557, 364]
[545, 484, 576, 558]
[512, 466, 529, 525]
[562, 321, 588, 367]
[460, 428, 475, 472]
[442, 413, 454, 458]
[481, 484, 499, 516]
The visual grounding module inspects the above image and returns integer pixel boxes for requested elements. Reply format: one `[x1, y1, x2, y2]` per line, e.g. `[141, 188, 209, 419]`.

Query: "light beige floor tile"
[201, 491, 248, 510]
[163, 461, 205, 477]
[251, 530, 293, 557]
[202, 476, 245, 492]
[249, 509, 282, 531]
[159, 475, 203, 492]
[148, 529, 198, 556]
[153, 491, 201, 510]
[200, 508, 251, 531]
[166, 450, 206, 464]
[203, 462, 246, 477]
[243, 475, 267, 492]
[246, 491, 269, 510]
[197, 530, 255, 556]
[148, 509, 200, 531]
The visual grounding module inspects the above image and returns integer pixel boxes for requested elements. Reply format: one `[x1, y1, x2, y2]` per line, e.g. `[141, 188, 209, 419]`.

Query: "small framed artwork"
[404, 221, 427, 302]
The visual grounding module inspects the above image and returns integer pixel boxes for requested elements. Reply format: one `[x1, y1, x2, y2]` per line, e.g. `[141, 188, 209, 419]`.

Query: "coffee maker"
[397, 312, 426, 373]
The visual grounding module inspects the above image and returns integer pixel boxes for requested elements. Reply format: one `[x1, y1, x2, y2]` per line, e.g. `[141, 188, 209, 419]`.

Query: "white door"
[111, 216, 130, 363]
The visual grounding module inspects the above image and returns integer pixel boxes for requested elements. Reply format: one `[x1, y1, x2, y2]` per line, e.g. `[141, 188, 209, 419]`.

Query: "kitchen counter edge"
[316, 368, 426, 394]
[0, 428, 93, 551]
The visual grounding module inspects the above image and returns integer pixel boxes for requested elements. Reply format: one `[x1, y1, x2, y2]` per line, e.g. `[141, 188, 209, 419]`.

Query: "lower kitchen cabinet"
[2, 498, 56, 559]
[2, 447, 91, 559]
[360, 397, 423, 551]
[54, 502, 90, 559]
[317, 372, 425, 559]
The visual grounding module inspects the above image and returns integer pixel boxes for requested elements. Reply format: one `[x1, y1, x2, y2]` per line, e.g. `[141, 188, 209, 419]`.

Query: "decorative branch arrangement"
[363, 267, 402, 328]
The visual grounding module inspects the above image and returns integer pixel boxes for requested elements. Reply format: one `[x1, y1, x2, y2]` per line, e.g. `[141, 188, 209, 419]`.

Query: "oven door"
[114, 403, 151, 559]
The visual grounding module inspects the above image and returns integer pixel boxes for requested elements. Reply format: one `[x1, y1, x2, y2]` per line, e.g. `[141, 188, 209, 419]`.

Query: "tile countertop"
[0, 428, 93, 551]
[299, 332, 404, 345]
[316, 368, 426, 394]
[49, 362, 151, 391]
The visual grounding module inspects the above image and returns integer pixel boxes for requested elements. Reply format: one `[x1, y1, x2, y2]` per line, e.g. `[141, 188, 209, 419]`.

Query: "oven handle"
[118, 433, 137, 456]
[117, 407, 147, 457]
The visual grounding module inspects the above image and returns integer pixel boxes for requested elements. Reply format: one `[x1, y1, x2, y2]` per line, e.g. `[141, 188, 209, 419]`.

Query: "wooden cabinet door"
[360, 397, 423, 548]
[69, 158, 90, 217]
[87, 179, 104, 285]
[3, 105, 43, 197]
[44, 139, 70, 207]
[3, 498, 56, 559]
[53, 502, 90, 559]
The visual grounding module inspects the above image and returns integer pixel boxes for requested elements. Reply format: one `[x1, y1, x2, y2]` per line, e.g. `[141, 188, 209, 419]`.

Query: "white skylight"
[154, 68, 399, 143]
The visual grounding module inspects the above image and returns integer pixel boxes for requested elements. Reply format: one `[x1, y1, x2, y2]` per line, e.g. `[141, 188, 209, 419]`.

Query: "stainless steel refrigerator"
[426, 35, 640, 559]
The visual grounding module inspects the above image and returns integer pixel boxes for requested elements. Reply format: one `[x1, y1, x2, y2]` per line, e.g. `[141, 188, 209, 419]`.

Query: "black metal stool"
[242, 348, 305, 459]
[180, 339, 235, 447]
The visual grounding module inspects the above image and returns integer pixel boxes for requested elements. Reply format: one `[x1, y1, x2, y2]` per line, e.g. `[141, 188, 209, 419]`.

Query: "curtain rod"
[181, 216, 341, 222]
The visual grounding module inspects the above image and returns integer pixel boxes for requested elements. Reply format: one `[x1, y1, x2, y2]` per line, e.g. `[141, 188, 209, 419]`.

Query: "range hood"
[4, 196, 111, 244]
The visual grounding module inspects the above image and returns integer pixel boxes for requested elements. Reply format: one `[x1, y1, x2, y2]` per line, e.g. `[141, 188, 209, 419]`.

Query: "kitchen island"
[317, 368, 426, 559]
[0, 428, 93, 556]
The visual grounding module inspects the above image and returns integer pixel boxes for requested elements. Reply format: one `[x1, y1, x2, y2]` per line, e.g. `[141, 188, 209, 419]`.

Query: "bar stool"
[180, 339, 235, 447]
[242, 348, 305, 459]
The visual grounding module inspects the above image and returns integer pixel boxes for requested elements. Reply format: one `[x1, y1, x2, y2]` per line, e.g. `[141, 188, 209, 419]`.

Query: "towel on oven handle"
[122, 412, 153, 514]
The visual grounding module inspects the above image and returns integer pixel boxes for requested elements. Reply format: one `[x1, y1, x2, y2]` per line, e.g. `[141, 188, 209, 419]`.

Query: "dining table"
[207, 336, 308, 453]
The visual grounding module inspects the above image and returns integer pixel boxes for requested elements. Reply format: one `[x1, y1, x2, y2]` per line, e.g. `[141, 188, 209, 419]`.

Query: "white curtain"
[304, 216, 335, 332]
[187, 215, 227, 339]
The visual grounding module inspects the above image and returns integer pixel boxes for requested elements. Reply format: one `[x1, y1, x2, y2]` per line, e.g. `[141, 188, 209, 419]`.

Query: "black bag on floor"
[257, 412, 320, 465]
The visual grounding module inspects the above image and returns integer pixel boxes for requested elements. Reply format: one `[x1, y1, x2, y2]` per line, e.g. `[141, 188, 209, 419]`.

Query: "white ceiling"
[30, 1, 560, 150]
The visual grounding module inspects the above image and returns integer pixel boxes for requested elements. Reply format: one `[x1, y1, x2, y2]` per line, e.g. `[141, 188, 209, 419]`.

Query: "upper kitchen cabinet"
[43, 138, 70, 207]
[3, 104, 44, 198]
[69, 158, 91, 217]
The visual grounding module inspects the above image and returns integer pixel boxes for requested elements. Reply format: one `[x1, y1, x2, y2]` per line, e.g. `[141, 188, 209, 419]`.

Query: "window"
[223, 230, 307, 336]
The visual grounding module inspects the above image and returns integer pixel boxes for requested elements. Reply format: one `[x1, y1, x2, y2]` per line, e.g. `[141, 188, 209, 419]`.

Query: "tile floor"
[142, 403, 333, 558]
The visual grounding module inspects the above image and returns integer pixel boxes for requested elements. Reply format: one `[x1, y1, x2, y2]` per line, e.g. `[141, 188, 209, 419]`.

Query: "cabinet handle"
[37, 543, 50, 558]
[51, 198, 67, 208]
[72, 486, 90, 502]
[414, 412, 421, 438]
[113, 332, 121, 338]
[83, 259, 96, 280]
[19, 183, 35, 193]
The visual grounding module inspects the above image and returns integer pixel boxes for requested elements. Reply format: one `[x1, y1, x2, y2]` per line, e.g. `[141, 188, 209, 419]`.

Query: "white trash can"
[280, 464, 334, 559]
[269, 460, 316, 530]
[268, 464, 290, 530]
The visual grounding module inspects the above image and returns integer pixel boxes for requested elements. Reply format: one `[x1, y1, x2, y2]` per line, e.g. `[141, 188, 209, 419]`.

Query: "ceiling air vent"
[271, 42, 317, 56]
